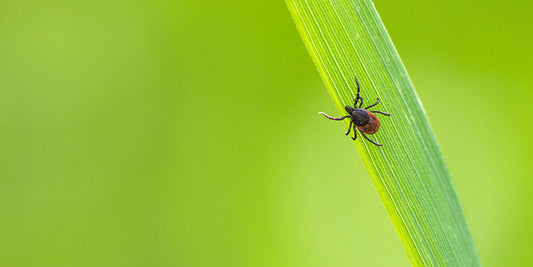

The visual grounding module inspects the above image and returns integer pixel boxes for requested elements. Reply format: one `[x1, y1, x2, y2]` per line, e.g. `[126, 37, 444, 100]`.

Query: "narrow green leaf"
[285, 1, 481, 266]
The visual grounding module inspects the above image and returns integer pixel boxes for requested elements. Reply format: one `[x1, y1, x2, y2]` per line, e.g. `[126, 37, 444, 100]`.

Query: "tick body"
[319, 76, 390, 146]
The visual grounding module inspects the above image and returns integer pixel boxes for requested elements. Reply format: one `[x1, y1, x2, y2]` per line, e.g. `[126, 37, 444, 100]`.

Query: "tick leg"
[353, 95, 364, 108]
[353, 75, 362, 107]
[319, 112, 350, 121]
[361, 133, 383, 146]
[365, 98, 380, 109]
[351, 125, 357, 140]
[345, 120, 353, 135]
[371, 111, 390, 116]
[354, 75, 361, 99]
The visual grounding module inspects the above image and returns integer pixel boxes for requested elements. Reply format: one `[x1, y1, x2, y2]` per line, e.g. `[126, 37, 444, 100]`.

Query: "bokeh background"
[1, 0, 532, 266]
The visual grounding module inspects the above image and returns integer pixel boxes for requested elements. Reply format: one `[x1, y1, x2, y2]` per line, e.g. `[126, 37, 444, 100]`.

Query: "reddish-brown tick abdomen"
[356, 111, 380, 134]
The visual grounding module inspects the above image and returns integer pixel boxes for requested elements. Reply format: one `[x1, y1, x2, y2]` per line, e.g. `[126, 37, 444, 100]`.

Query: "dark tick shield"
[319, 75, 390, 146]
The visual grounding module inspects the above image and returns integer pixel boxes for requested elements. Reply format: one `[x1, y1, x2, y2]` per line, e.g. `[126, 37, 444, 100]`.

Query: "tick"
[319, 76, 390, 146]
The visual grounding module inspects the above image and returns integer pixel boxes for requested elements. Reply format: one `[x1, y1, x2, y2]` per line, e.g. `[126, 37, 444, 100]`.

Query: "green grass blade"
[285, 1, 481, 266]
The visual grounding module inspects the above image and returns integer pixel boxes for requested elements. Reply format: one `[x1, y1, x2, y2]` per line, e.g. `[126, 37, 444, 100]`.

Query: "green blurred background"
[1, 0, 532, 266]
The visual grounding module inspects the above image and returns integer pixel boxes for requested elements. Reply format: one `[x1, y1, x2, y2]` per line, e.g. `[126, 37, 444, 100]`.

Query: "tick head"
[345, 105, 355, 113]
